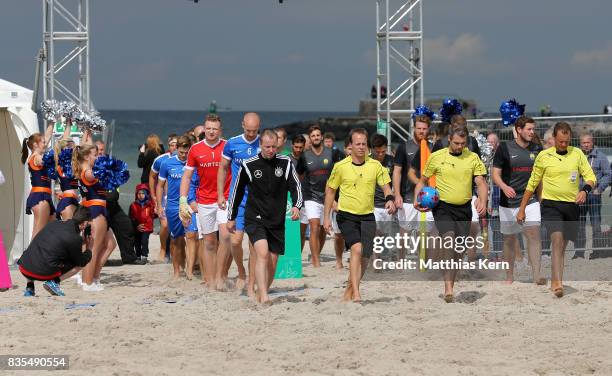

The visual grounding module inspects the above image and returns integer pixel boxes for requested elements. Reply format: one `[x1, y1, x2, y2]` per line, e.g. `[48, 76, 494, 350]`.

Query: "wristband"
[179, 196, 188, 205]
[385, 195, 395, 203]
[581, 185, 592, 194]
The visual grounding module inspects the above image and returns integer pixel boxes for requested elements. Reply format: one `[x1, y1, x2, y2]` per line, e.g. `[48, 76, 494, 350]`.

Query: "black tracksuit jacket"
[228, 153, 303, 229]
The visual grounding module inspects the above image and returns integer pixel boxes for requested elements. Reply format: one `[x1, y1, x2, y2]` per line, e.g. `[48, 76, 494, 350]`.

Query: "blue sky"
[1, 0, 611, 112]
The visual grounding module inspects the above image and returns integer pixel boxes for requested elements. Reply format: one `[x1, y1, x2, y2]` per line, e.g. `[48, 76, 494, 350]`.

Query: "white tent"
[0, 78, 39, 264]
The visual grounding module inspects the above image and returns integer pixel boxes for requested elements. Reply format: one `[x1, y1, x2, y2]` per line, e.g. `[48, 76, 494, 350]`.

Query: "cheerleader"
[72, 142, 108, 291]
[21, 124, 55, 238]
[54, 123, 80, 220]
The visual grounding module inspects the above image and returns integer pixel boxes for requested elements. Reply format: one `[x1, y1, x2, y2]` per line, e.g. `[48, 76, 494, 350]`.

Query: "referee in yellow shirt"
[414, 125, 489, 302]
[323, 128, 396, 302]
[517, 122, 596, 298]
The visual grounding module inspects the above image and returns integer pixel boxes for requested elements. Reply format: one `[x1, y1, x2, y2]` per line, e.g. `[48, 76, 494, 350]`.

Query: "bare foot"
[352, 293, 362, 302]
[503, 279, 513, 285]
[342, 285, 353, 302]
[443, 294, 454, 303]
[186, 273, 193, 281]
[553, 287, 564, 298]
[535, 277, 547, 286]
[235, 277, 246, 290]
[247, 288, 256, 300]
[335, 263, 344, 271]
[172, 273, 180, 281]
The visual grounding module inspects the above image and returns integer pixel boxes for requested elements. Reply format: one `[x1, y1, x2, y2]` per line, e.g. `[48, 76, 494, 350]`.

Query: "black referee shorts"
[336, 211, 376, 258]
[432, 200, 472, 238]
[541, 199, 580, 242]
[245, 222, 285, 255]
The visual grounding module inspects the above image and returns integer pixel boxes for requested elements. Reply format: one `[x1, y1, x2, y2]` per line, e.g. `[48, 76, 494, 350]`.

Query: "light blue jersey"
[151, 152, 172, 174]
[222, 134, 260, 203]
[158, 156, 186, 208]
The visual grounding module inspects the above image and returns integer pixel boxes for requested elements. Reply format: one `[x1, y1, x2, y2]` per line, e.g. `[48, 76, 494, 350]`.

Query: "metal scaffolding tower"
[41, 0, 91, 112]
[376, 0, 424, 143]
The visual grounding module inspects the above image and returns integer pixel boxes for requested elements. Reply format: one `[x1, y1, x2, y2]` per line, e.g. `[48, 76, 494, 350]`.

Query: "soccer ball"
[418, 187, 439, 209]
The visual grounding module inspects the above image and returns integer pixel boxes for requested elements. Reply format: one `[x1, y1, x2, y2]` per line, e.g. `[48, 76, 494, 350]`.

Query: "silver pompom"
[473, 131, 494, 165]
[59, 101, 80, 120]
[41, 99, 61, 121]
[88, 114, 107, 133]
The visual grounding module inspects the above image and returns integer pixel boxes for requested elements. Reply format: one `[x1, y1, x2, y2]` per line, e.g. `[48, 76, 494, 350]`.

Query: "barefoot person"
[295, 125, 342, 267]
[517, 122, 596, 298]
[492, 116, 545, 284]
[18, 206, 93, 296]
[157, 136, 193, 279]
[22, 122, 55, 238]
[323, 128, 395, 302]
[227, 129, 303, 303]
[149, 134, 178, 262]
[180, 114, 232, 289]
[218, 112, 261, 295]
[414, 125, 488, 302]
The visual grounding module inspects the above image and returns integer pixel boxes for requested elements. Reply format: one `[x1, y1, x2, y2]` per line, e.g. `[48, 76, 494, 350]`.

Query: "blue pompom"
[42, 150, 57, 180]
[58, 148, 74, 178]
[439, 98, 462, 123]
[93, 155, 130, 190]
[412, 105, 437, 121]
[499, 99, 526, 127]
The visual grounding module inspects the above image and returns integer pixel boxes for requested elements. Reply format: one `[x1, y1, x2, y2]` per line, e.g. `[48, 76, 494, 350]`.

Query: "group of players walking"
[17, 109, 596, 303]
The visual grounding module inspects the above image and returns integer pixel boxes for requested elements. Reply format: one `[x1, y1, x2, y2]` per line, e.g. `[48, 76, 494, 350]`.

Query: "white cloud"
[424, 33, 485, 65]
[572, 42, 612, 66]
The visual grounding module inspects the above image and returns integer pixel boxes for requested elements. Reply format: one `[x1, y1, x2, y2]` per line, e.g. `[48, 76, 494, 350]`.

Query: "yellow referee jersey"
[327, 156, 391, 215]
[423, 148, 487, 205]
[526, 146, 596, 202]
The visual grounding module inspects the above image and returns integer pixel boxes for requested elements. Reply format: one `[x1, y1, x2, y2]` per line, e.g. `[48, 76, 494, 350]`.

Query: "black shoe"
[124, 258, 146, 265]
[133, 258, 147, 265]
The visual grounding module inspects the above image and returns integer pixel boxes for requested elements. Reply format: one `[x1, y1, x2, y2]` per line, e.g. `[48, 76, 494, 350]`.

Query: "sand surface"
[2, 235, 612, 376]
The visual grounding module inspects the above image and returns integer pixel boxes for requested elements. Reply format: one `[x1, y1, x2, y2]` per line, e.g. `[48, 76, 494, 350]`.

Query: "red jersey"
[186, 139, 231, 204]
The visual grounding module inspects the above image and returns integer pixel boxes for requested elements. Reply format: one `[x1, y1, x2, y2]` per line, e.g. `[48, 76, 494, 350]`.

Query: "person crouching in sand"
[18, 206, 93, 296]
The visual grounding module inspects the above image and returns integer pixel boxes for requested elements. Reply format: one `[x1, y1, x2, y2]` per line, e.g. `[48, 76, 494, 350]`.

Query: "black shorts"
[432, 200, 472, 238]
[245, 222, 285, 255]
[336, 211, 376, 258]
[541, 199, 580, 242]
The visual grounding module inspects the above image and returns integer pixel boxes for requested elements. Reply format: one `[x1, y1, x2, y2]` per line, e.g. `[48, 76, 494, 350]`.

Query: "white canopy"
[0, 78, 39, 263]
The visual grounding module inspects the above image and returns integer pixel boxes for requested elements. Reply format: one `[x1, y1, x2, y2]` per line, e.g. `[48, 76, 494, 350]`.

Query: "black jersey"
[296, 147, 342, 204]
[493, 140, 542, 208]
[228, 153, 303, 229]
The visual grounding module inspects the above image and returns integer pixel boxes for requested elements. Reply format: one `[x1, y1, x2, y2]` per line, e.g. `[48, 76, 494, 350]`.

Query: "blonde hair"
[72, 144, 97, 178]
[145, 134, 162, 154]
[54, 138, 72, 172]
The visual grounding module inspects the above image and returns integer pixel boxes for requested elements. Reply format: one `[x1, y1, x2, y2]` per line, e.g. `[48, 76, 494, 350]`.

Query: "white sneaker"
[94, 279, 104, 291]
[82, 283, 104, 292]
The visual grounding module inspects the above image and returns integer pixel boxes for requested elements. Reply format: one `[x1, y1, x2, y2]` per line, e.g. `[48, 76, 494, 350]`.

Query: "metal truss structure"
[41, 0, 91, 112]
[376, 0, 424, 142]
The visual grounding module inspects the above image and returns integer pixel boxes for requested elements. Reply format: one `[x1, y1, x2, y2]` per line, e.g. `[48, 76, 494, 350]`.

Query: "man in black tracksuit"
[228, 129, 303, 303]
[17, 206, 93, 296]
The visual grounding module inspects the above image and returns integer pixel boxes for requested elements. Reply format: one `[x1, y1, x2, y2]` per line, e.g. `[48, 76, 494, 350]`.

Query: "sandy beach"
[2, 235, 612, 376]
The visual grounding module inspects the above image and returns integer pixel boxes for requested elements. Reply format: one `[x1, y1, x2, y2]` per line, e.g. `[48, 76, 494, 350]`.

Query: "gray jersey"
[393, 140, 419, 202]
[374, 154, 395, 208]
[493, 140, 543, 208]
[296, 147, 342, 204]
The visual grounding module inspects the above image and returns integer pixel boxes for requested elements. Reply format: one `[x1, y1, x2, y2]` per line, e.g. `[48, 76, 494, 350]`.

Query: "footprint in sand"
[452, 291, 486, 304]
